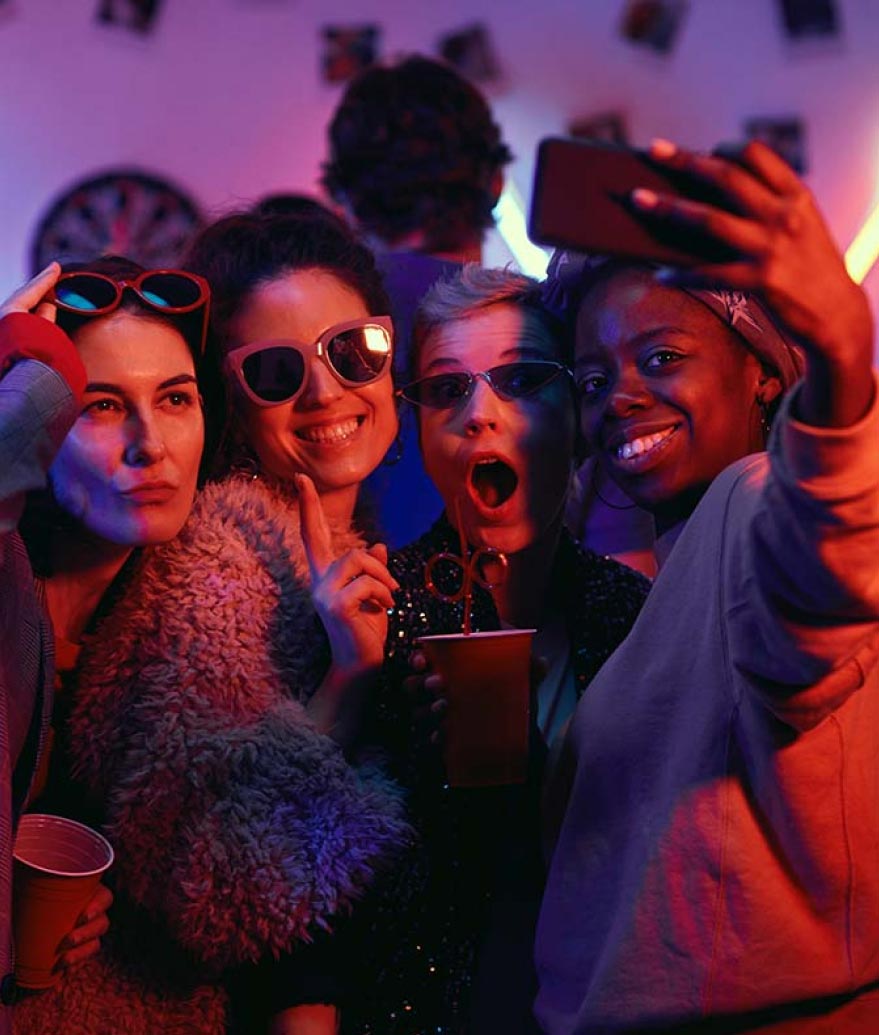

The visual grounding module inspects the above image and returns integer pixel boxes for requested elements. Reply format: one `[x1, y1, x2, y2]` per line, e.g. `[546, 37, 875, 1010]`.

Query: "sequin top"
[345, 515, 651, 1035]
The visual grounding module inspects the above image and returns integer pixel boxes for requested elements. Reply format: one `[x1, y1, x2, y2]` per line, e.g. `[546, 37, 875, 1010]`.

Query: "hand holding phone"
[528, 137, 740, 265]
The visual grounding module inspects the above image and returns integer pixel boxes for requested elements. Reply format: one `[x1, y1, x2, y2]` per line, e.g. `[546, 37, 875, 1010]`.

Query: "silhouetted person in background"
[324, 55, 512, 546]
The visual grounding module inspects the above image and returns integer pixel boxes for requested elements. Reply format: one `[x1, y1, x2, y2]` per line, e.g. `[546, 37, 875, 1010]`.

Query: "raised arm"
[0, 264, 86, 531]
[633, 138, 874, 427]
[632, 140, 879, 726]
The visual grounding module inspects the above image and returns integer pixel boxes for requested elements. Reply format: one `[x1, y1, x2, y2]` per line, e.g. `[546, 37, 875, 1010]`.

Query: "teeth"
[616, 427, 674, 461]
[297, 418, 360, 444]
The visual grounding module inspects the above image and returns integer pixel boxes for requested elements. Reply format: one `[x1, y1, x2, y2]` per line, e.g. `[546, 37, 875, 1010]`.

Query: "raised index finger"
[295, 472, 335, 579]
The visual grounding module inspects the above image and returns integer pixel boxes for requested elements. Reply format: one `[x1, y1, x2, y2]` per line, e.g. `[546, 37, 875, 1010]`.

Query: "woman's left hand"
[633, 138, 874, 427]
[0, 262, 60, 322]
[297, 473, 399, 744]
[55, 882, 113, 971]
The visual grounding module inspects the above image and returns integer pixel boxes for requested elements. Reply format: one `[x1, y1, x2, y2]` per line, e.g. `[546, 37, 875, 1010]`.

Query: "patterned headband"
[542, 250, 804, 390]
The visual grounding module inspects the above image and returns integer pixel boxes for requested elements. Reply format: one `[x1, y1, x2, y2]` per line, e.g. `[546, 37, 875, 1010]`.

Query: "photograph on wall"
[744, 116, 807, 174]
[438, 22, 501, 83]
[321, 24, 380, 84]
[568, 111, 629, 146]
[95, 0, 164, 34]
[619, 0, 689, 54]
[777, 0, 839, 40]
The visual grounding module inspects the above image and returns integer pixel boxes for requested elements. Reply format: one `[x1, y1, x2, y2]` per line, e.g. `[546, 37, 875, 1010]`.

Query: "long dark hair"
[183, 210, 391, 477]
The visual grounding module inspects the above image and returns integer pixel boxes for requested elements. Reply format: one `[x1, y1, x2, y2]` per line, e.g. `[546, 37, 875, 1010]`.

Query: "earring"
[383, 431, 404, 467]
[757, 398, 772, 439]
[229, 440, 262, 480]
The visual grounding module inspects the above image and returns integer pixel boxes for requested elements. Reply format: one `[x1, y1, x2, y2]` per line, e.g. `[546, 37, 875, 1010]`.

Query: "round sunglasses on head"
[224, 316, 393, 407]
[398, 360, 571, 410]
[50, 269, 210, 354]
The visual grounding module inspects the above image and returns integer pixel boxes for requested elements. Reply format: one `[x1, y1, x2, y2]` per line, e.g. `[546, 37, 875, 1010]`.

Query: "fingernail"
[650, 138, 677, 159]
[631, 188, 659, 209]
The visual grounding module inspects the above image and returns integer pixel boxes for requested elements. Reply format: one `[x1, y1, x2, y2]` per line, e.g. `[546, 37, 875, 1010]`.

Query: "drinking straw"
[454, 495, 473, 636]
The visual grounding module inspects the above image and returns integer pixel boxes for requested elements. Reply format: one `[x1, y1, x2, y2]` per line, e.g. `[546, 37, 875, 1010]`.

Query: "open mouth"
[469, 457, 519, 510]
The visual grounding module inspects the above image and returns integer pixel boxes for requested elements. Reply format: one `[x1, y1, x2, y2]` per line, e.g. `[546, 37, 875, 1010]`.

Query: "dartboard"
[30, 169, 203, 274]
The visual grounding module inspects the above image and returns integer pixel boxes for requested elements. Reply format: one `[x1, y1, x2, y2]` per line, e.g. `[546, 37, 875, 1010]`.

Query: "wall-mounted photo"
[619, 0, 689, 54]
[321, 24, 380, 84]
[777, 0, 839, 40]
[568, 111, 629, 146]
[438, 22, 501, 83]
[95, 0, 163, 34]
[744, 116, 807, 174]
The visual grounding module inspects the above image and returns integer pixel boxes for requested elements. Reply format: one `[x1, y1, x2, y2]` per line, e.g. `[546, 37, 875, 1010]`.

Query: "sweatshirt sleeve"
[726, 372, 879, 730]
[0, 355, 78, 533]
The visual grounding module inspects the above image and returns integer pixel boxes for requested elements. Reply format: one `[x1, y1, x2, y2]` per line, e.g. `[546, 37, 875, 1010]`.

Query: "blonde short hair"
[409, 264, 567, 382]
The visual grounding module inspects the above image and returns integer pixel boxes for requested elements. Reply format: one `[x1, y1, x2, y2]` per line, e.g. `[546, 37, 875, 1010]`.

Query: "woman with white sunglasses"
[15, 213, 409, 1035]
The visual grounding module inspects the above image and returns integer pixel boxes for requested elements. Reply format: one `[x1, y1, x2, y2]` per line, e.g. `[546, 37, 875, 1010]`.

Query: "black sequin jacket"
[346, 515, 651, 1035]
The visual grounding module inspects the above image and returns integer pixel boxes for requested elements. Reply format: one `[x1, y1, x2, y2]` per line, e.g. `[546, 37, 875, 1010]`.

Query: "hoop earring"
[229, 440, 262, 480]
[591, 461, 636, 511]
[757, 398, 772, 440]
[383, 432, 404, 467]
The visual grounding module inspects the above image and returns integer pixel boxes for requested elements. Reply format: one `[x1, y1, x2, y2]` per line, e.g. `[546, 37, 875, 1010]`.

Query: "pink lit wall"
[2, 0, 878, 343]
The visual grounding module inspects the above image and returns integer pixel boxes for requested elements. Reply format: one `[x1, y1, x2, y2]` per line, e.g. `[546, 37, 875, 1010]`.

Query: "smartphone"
[528, 137, 739, 265]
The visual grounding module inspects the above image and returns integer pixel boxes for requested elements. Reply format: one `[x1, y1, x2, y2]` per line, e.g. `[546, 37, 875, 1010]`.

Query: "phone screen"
[528, 138, 738, 266]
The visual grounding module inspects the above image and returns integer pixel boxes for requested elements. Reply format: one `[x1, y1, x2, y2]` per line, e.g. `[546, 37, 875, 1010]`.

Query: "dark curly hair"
[183, 210, 391, 476]
[322, 55, 512, 253]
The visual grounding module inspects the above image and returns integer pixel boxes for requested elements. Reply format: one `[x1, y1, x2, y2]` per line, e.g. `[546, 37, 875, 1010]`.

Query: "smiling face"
[575, 268, 776, 529]
[416, 302, 576, 555]
[227, 269, 397, 502]
[50, 310, 204, 546]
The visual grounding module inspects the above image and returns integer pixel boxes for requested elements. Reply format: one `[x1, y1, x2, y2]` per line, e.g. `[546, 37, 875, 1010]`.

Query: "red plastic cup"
[418, 628, 535, 788]
[12, 814, 114, 989]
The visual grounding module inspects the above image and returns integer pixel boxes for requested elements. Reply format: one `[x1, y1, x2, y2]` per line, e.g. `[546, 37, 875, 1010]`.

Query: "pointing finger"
[295, 472, 335, 579]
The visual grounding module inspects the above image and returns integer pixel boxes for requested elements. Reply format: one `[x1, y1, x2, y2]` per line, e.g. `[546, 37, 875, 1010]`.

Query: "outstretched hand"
[632, 139, 874, 427]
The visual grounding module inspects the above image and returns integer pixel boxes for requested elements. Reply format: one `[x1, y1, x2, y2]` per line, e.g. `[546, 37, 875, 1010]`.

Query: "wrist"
[307, 665, 377, 748]
[0, 313, 86, 401]
[796, 346, 875, 429]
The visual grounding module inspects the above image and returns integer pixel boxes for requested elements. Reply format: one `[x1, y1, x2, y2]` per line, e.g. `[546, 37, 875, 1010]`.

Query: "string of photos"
[15, 0, 841, 272]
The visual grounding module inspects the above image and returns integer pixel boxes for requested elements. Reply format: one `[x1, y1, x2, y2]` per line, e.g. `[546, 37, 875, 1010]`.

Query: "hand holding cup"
[56, 882, 113, 971]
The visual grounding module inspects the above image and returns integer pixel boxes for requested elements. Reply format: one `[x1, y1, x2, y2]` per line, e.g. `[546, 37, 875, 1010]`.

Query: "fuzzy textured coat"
[14, 473, 410, 1035]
